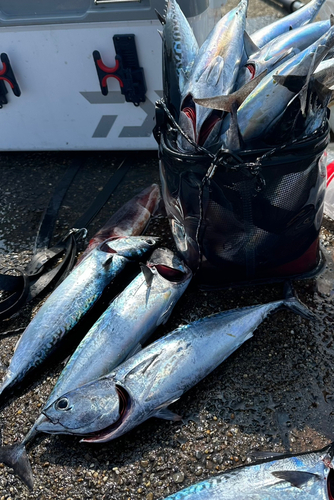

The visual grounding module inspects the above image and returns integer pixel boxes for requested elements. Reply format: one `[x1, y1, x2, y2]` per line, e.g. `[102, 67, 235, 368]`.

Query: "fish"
[38, 286, 314, 444]
[236, 20, 331, 89]
[251, 0, 327, 49]
[76, 183, 161, 265]
[160, 442, 334, 499]
[0, 236, 158, 402]
[0, 247, 191, 490]
[179, 0, 248, 145]
[221, 24, 334, 147]
[159, 0, 199, 119]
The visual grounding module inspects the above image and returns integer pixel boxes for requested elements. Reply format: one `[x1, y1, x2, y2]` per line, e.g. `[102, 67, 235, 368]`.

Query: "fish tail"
[282, 281, 317, 321]
[0, 443, 34, 489]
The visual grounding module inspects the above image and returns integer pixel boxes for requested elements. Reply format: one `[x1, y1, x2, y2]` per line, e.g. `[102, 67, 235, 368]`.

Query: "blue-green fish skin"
[251, 0, 327, 49]
[0, 236, 158, 399]
[38, 292, 313, 441]
[236, 20, 331, 89]
[161, 444, 334, 499]
[225, 25, 334, 145]
[163, 0, 199, 94]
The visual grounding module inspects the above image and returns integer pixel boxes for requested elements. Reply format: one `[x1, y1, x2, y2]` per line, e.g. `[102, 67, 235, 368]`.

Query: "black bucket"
[155, 102, 329, 288]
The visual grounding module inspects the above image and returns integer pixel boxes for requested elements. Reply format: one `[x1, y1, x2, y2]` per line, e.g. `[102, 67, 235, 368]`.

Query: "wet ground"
[1, 1, 334, 499]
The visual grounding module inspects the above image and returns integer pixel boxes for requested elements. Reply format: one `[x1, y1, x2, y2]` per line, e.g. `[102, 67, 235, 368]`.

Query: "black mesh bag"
[155, 101, 329, 288]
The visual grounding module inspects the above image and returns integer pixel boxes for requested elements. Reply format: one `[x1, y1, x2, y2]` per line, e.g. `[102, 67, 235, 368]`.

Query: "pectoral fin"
[271, 471, 321, 488]
[154, 408, 182, 421]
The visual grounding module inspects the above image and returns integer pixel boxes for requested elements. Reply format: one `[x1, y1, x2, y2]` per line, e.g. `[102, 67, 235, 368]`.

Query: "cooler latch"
[0, 53, 21, 108]
[93, 34, 146, 106]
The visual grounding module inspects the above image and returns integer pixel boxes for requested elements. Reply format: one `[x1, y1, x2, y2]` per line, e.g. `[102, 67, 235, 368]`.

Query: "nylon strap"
[0, 157, 131, 321]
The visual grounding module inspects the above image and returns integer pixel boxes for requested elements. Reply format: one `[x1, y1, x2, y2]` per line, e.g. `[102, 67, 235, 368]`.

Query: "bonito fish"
[221, 24, 334, 146]
[178, 0, 248, 148]
[236, 20, 331, 89]
[76, 183, 160, 265]
[161, 443, 334, 499]
[0, 248, 191, 490]
[0, 236, 158, 402]
[251, 0, 327, 49]
[159, 0, 199, 119]
[38, 288, 314, 445]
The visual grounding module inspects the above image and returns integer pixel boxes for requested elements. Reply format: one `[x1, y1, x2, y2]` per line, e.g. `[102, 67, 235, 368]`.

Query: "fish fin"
[248, 450, 287, 460]
[283, 282, 317, 321]
[312, 80, 334, 107]
[194, 70, 267, 112]
[268, 47, 296, 67]
[124, 342, 142, 361]
[271, 471, 321, 488]
[157, 29, 163, 39]
[273, 74, 306, 93]
[140, 263, 154, 287]
[197, 56, 224, 88]
[299, 49, 318, 117]
[155, 8, 165, 24]
[154, 407, 182, 421]
[125, 353, 160, 379]
[226, 101, 244, 151]
[243, 30, 260, 58]
[0, 443, 34, 490]
[102, 255, 114, 268]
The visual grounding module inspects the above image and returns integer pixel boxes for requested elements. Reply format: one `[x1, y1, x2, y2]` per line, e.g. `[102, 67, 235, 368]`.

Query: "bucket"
[155, 101, 329, 288]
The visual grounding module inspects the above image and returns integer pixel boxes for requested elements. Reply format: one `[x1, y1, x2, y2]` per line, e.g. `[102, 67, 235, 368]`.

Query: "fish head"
[40, 377, 123, 436]
[99, 236, 158, 260]
[147, 247, 192, 284]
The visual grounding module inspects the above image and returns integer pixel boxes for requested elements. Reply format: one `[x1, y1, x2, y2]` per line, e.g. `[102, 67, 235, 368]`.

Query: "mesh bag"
[155, 101, 329, 288]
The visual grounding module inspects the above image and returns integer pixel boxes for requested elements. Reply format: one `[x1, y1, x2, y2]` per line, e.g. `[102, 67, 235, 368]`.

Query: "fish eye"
[146, 239, 155, 245]
[55, 397, 70, 411]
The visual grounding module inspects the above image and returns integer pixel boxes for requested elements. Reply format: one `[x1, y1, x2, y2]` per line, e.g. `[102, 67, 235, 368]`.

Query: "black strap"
[0, 157, 132, 321]
[33, 159, 82, 253]
[74, 158, 131, 230]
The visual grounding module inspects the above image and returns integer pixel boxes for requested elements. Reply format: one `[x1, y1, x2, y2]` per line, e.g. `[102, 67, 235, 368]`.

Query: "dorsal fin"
[243, 30, 260, 58]
[155, 8, 166, 25]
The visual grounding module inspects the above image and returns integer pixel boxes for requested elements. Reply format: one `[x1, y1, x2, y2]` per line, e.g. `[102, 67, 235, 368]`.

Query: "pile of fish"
[1, 1, 334, 497]
[0, 178, 323, 495]
[158, 0, 334, 153]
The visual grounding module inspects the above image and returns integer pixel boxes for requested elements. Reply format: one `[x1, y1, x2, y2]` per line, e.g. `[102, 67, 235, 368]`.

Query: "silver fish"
[161, 443, 334, 499]
[162, 0, 199, 95]
[180, 0, 248, 144]
[0, 236, 158, 401]
[0, 247, 191, 490]
[222, 25, 334, 146]
[76, 183, 161, 265]
[38, 288, 314, 444]
[236, 20, 331, 89]
[251, 0, 327, 49]
[159, 0, 199, 119]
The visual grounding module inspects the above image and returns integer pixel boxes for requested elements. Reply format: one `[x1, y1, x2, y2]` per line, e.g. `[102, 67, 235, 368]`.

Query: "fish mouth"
[80, 385, 132, 443]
